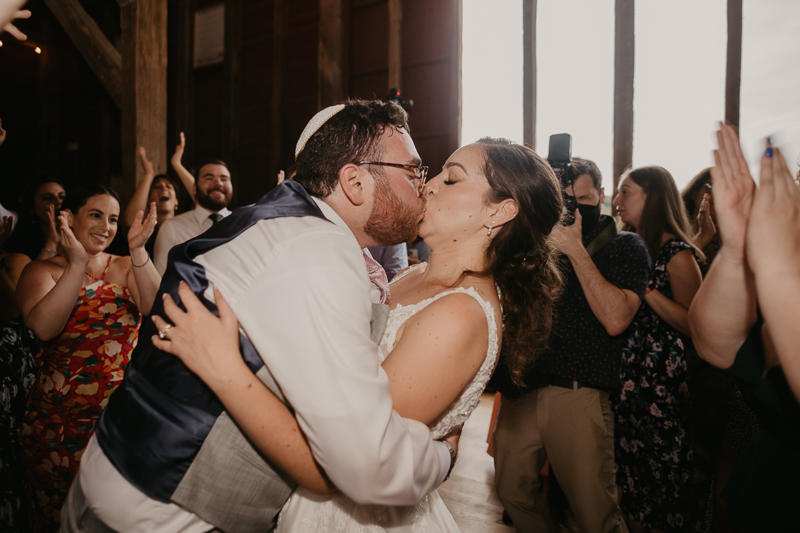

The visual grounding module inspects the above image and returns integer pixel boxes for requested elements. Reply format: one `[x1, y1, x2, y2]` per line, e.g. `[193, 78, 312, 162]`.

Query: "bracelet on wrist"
[441, 440, 457, 481]
[131, 255, 150, 268]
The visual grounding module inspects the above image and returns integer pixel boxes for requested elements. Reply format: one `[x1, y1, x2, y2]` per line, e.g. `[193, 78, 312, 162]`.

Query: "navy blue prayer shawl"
[95, 181, 330, 501]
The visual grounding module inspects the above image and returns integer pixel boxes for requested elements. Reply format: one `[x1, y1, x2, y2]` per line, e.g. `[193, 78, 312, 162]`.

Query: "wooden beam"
[522, 0, 537, 149]
[223, 0, 241, 206]
[318, 0, 344, 108]
[272, 0, 287, 181]
[388, 0, 402, 91]
[613, 0, 634, 210]
[42, 0, 123, 107]
[725, 0, 743, 128]
[120, 0, 168, 203]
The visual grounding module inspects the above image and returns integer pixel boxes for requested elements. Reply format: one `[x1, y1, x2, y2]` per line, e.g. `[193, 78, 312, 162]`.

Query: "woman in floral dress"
[612, 166, 705, 532]
[16, 184, 161, 532]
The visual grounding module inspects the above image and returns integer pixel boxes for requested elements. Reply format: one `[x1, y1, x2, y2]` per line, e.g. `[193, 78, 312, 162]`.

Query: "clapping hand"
[0, 118, 6, 146]
[127, 202, 157, 252]
[710, 123, 755, 260]
[57, 211, 88, 267]
[171, 132, 186, 169]
[746, 142, 800, 279]
[152, 282, 242, 388]
[138, 146, 155, 177]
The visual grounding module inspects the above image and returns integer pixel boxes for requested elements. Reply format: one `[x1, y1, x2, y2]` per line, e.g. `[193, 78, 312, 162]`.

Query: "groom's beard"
[364, 174, 425, 246]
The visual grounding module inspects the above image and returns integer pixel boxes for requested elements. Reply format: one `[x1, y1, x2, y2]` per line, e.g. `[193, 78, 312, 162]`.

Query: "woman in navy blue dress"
[611, 166, 704, 532]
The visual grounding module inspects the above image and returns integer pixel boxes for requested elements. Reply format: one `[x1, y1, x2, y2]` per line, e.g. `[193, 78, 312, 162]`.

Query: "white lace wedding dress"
[275, 264, 499, 533]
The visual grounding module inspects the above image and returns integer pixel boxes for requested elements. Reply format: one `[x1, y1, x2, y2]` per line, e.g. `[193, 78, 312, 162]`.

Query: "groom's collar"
[312, 197, 355, 240]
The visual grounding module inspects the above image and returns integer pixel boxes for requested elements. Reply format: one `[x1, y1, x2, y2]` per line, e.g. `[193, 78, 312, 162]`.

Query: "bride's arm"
[152, 283, 335, 495]
[380, 292, 493, 425]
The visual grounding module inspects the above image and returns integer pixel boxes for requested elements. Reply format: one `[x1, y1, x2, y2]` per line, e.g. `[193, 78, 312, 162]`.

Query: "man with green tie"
[154, 160, 233, 274]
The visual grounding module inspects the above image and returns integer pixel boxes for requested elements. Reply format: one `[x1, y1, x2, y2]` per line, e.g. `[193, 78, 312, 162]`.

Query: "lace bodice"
[381, 263, 499, 440]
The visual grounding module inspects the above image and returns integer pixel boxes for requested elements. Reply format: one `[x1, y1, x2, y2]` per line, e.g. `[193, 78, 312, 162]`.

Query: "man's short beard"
[196, 188, 231, 211]
[364, 174, 424, 246]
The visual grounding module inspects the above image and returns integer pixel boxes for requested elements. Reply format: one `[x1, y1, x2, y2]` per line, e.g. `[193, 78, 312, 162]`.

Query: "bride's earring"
[487, 221, 495, 236]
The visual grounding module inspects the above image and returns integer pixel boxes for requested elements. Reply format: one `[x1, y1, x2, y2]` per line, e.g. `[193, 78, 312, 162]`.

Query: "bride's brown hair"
[469, 138, 564, 386]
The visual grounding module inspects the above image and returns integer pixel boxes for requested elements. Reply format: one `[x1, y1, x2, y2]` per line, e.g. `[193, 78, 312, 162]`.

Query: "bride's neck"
[421, 245, 488, 286]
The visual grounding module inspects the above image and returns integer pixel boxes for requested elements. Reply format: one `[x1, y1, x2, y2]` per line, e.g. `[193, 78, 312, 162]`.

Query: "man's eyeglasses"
[356, 161, 429, 194]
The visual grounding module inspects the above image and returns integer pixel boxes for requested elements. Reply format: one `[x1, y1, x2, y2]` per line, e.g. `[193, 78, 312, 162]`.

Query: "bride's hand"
[151, 282, 244, 387]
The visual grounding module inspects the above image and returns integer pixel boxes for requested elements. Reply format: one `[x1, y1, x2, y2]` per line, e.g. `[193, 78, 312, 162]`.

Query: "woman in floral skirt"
[611, 166, 704, 532]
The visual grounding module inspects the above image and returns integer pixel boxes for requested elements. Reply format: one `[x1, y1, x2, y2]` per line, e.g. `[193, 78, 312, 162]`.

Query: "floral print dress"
[1, 317, 38, 532]
[611, 238, 702, 532]
[20, 257, 140, 532]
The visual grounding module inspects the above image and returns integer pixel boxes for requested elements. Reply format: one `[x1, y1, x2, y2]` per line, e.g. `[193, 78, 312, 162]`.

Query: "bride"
[152, 137, 564, 531]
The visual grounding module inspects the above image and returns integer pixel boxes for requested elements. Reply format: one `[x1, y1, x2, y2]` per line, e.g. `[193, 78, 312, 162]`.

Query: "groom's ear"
[338, 163, 369, 207]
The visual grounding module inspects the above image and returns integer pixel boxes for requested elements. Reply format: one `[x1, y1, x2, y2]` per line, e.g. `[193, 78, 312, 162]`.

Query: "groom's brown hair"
[294, 99, 409, 198]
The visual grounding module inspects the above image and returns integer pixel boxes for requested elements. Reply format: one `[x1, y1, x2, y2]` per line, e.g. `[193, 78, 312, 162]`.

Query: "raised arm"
[644, 249, 702, 337]
[124, 147, 156, 227]
[152, 283, 334, 494]
[552, 212, 642, 336]
[17, 213, 88, 341]
[170, 132, 196, 203]
[694, 194, 717, 250]
[745, 142, 800, 399]
[689, 124, 758, 368]
[125, 203, 161, 315]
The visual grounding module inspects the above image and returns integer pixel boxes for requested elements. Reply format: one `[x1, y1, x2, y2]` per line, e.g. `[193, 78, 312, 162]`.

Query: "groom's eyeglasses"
[356, 161, 429, 194]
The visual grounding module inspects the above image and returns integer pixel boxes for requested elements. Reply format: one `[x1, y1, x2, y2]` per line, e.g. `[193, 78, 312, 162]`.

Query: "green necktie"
[209, 213, 223, 225]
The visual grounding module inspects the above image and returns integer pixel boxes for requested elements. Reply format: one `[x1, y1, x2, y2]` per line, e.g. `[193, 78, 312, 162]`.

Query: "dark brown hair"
[620, 165, 705, 263]
[294, 99, 409, 197]
[473, 138, 564, 387]
[680, 167, 711, 220]
[567, 157, 603, 193]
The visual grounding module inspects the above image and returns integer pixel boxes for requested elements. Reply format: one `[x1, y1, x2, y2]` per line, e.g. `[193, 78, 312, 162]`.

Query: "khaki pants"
[493, 385, 627, 533]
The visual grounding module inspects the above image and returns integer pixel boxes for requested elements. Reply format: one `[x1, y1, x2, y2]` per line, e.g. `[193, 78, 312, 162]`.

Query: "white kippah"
[295, 104, 346, 159]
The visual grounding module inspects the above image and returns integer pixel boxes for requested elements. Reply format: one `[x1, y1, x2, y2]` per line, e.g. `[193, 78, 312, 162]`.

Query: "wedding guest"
[4, 179, 65, 261]
[0, 220, 37, 532]
[15, 184, 160, 531]
[122, 146, 183, 258]
[153, 159, 233, 275]
[611, 165, 704, 531]
[681, 169, 719, 274]
[151, 136, 565, 531]
[689, 125, 800, 530]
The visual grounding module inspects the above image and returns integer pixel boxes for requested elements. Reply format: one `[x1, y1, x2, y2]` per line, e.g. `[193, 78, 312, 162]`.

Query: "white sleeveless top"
[276, 263, 500, 532]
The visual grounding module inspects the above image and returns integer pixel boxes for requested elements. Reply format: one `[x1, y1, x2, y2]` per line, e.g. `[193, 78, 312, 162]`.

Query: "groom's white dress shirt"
[79, 198, 450, 532]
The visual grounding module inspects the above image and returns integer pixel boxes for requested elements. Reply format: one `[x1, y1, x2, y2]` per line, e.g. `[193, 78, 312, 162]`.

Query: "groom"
[62, 100, 455, 532]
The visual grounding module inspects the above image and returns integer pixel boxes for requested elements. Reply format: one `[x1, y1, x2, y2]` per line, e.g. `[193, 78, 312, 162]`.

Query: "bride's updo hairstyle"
[474, 138, 564, 386]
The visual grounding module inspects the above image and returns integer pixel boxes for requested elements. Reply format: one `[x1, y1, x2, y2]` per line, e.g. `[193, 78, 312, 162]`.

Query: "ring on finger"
[158, 324, 172, 340]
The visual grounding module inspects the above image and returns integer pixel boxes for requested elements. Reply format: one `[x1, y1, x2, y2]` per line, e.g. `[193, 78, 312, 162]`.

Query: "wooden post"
[613, 0, 634, 210]
[318, 0, 344, 109]
[272, 0, 287, 180]
[450, 0, 462, 150]
[388, 0, 402, 91]
[42, 0, 122, 107]
[522, 0, 537, 149]
[223, 0, 241, 205]
[172, 0, 196, 170]
[725, 0, 743, 129]
[120, 0, 168, 203]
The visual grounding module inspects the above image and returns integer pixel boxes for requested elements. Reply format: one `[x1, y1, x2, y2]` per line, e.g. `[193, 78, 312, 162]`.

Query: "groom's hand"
[441, 424, 462, 481]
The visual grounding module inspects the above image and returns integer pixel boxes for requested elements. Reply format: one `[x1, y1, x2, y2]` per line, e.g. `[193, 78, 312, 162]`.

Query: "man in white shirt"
[62, 100, 453, 532]
[153, 160, 233, 275]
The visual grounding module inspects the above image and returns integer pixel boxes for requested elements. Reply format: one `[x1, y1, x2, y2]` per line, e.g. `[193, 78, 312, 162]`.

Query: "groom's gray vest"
[95, 181, 389, 533]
